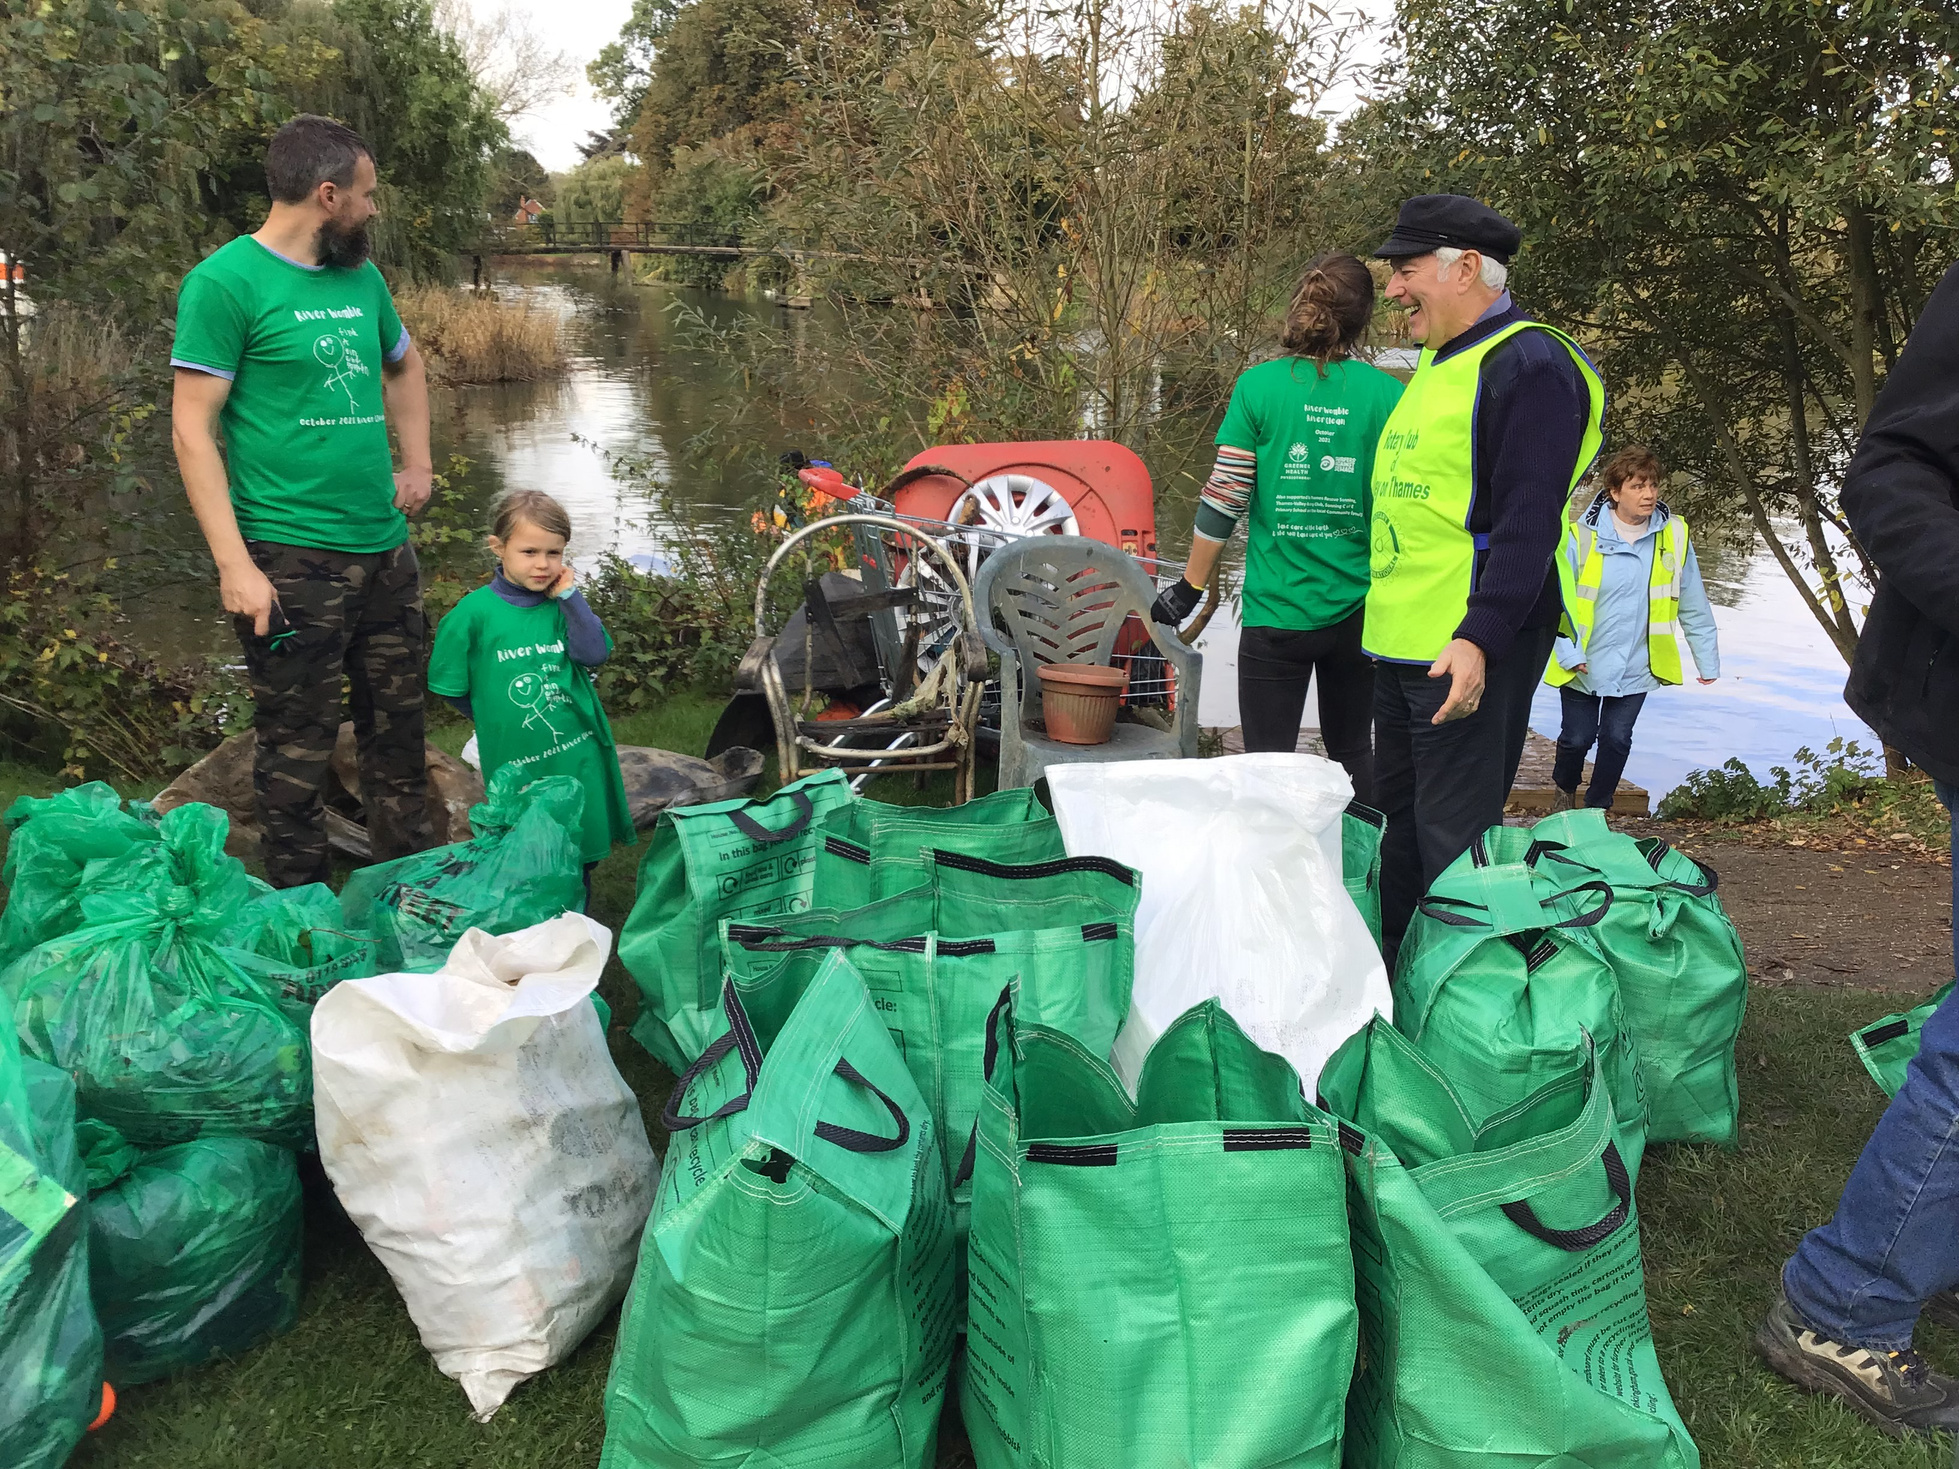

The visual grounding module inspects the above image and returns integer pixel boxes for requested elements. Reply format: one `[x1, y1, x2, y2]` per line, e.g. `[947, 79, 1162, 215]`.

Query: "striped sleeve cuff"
[171, 358, 235, 381]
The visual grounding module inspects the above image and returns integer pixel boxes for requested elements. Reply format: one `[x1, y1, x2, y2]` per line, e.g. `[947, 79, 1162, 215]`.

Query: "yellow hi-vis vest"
[1546, 510, 1689, 687]
[1365, 321, 1606, 663]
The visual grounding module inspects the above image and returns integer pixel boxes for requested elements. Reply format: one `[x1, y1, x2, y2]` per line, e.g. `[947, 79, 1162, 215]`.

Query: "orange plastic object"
[88, 1381, 116, 1432]
[889, 441, 1157, 560]
[797, 465, 857, 500]
[1037, 662, 1129, 744]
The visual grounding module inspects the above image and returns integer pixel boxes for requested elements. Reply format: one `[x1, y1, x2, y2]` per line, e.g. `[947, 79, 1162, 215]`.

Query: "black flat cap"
[1373, 194, 1523, 263]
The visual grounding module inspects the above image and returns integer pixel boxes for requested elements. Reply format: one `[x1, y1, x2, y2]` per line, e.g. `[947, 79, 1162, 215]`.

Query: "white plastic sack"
[1046, 753, 1390, 1096]
[312, 912, 658, 1419]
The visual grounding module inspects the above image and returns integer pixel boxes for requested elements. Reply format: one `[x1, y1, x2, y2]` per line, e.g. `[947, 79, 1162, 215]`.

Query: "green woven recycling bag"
[80, 1123, 302, 1386]
[620, 769, 854, 1071]
[1392, 843, 1648, 1176]
[720, 852, 1138, 1241]
[813, 787, 1066, 909]
[1516, 810, 1747, 1144]
[1344, 801, 1386, 948]
[600, 953, 957, 1469]
[962, 997, 1357, 1469]
[0, 1020, 104, 1469]
[1852, 983, 1954, 1097]
[1319, 1017, 1700, 1469]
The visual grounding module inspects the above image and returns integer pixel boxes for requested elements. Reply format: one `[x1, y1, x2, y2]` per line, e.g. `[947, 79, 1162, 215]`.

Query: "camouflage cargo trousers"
[235, 539, 436, 889]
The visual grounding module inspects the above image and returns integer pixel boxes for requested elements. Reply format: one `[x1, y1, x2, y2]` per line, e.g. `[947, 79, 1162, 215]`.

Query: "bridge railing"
[478, 220, 749, 252]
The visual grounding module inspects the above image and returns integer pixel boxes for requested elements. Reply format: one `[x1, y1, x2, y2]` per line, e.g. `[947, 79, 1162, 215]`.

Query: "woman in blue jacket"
[1547, 445, 1720, 809]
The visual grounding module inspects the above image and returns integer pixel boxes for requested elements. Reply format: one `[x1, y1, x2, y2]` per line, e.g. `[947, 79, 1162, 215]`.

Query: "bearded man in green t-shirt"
[171, 115, 436, 888]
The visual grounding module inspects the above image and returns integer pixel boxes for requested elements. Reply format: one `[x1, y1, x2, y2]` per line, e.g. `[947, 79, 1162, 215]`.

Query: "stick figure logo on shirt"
[508, 671, 568, 736]
[313, 333, 370, 411]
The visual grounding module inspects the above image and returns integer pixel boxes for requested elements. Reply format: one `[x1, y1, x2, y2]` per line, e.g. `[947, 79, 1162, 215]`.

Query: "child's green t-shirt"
[428, 586, 634, 864]
[1215, 356, 1406, 631]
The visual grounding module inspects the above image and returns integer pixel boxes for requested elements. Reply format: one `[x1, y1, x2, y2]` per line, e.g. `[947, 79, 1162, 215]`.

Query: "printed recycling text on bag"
[0, 782, 161, 967]
[619, 768, 854, 1072]
[601, 952, 957, 1469]
[812, 787, 1067, 909]
[314, 913, 657, 1419]
[1047, 754, 1389, 1096]
[0, 1019, 105, 1469]
[224, 882, 379, 1003]
[338, 767, 586, 973]
[1392, 837, 1649, 1176]
[79, 1122, 301, 1385]
[1319, 1017, 1699, 1469]
[719, 848, 1138, 1240]
[1853, 983, 1954, 1097]
[5, 803, 311, 1149]
[962, 997, 1356, 1469]
[1517, 810, 1747, 1144]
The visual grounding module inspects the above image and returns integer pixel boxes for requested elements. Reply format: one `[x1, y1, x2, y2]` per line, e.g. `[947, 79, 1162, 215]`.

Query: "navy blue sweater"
[1432, 300, 1594, 662]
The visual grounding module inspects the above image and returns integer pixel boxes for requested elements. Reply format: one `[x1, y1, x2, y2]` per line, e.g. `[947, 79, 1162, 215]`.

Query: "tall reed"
[394, 286, 568, 385]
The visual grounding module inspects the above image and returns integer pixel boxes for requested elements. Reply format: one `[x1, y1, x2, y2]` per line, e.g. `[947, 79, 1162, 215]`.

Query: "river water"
[434, 260, 1876, 808]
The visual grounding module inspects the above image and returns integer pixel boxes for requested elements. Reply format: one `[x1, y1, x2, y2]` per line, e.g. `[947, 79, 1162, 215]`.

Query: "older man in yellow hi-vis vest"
[1367, 195, 1604, 954]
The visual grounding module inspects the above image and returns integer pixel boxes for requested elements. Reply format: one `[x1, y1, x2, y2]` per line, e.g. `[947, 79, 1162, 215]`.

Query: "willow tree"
[1375, 0, 1958, 664]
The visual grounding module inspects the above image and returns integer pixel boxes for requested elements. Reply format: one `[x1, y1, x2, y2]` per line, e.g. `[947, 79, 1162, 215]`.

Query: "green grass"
[14, 699, 1959, 1467]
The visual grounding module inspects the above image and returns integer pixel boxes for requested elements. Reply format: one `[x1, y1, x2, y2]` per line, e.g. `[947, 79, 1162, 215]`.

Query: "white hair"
[1434, 245, 1508, 292]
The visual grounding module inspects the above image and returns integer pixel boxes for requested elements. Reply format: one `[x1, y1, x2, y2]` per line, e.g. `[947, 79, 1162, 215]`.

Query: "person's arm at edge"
[558, 589, 611, 667]
[1678, 540, 1720, 681]
[1183, 443, 1258, 589]
[382, 335, 433, 515]
[1838, 262, 1959, 636]
[173, 367, 279, 636]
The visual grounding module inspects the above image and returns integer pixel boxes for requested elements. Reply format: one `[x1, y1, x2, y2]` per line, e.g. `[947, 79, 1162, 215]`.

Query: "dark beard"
[318, 217, 372, 269]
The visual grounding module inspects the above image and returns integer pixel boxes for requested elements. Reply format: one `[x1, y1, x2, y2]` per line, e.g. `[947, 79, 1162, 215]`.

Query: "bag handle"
[1642, 839, 1719, 897]
[1416, 878, 1614, 933]
[663, 979, 910, 1154]
[663, 980, 765, 1131]
[728, 788, 814, 844]
[1499, 1141, 1630, 1251]
[952, 985, 1017, 1189]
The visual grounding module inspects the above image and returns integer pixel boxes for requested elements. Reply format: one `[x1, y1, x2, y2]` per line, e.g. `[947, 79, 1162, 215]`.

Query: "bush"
[393, 286, 568, 385]
[1658, 739, 1947, 843]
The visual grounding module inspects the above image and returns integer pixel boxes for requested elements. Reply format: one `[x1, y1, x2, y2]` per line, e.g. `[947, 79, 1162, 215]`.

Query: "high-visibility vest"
[1546, 509, 1688, 687]
[1365, 322, 1606, 663]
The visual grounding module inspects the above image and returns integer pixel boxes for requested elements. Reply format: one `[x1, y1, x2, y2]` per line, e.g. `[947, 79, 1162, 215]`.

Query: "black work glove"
[1150, 577, 1206, 626]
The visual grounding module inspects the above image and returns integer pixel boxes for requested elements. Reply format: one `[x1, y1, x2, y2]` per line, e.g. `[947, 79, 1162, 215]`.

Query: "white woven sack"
[313, 912, 658, 1418]
[1047, 753, 1391, 1096]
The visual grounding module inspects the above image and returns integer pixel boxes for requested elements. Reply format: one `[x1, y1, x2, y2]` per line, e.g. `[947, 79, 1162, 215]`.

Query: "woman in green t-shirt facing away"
[1151, 253, 1403, 799]
[428, 491, 635, 893]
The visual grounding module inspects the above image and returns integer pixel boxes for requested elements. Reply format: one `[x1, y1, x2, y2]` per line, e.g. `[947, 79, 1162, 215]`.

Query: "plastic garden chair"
[973, 536, 1202, 790]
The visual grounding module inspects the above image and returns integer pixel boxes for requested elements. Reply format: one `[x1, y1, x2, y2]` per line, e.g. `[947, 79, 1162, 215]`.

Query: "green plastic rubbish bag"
[1512, 810, 1747, 1144]
[339, 767, 586, 972]
[600, 953, 957, 1469]
[6, 803, 312, 1149]
[619, 769, 854, 1071]
[0, 1017, 105, 1469]
[1392, 842, 1649, 1176]
[1852, 983, 1954, 1097]
[78, 1120, 301, 1385]
[1318, 1017, 1700, 1469]
[720, 851, 1138, 1241]
[813, 787, 1066, 908]
[224, 883, 379, 1003]
[0, 782, 162, 967]
[1343, 800, 1386, 948]
[962, 996, 1357, 1469]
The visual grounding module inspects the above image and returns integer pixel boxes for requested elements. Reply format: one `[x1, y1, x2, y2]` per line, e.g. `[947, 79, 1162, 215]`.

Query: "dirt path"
[1619, 818, 1952, 996]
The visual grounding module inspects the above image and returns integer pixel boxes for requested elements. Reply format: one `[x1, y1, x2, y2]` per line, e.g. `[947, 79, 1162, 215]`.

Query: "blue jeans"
[1552, 688, 1648, 808]
[1783, 779, 1959, 1348]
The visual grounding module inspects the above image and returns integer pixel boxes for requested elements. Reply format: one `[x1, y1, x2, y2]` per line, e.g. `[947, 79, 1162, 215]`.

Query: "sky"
[466, 0, 1399, 175]
[469, 0, 636, 173]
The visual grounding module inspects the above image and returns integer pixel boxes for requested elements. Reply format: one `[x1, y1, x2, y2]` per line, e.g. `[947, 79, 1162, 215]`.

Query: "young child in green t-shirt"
[428, 491, 635, 899]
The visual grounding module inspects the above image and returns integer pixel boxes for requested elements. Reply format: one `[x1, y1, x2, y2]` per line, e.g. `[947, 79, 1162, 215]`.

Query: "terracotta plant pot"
[1037, 662, 1130, 745]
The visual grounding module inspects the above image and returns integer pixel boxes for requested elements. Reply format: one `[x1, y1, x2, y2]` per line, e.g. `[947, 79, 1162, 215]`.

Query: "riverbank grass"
[394, 285, 568, 385]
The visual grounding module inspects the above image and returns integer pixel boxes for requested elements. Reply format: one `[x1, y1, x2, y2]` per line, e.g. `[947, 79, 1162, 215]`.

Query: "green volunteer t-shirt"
[427, 586, 635, 864]
[171, 235, 409, 553]
[1215, 356, 1405, 630]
